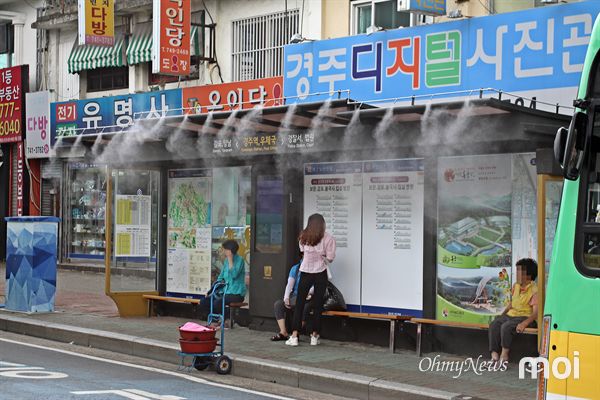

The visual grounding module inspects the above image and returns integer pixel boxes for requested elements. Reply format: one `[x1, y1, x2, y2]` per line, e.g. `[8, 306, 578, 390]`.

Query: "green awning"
[68, 38, 125, 74]
[126, 24, 200, 65]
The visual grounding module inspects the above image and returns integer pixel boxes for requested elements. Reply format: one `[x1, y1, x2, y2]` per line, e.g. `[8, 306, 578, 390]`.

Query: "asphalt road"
[0, 336, 294, 400]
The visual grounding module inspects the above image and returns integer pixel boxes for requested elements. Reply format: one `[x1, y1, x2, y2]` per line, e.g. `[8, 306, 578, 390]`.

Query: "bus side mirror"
[556, 111, 588, 181]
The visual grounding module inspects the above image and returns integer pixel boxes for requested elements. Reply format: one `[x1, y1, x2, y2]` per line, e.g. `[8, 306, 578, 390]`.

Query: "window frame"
[350, 0, 421, 35]
[86, 66, 129, 93]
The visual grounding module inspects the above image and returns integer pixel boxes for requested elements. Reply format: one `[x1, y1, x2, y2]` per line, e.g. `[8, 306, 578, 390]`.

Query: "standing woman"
[286, 213, 336, 346]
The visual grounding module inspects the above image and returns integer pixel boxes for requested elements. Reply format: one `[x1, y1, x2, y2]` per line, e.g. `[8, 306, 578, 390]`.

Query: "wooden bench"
[142, 294, 247, 328]
[407, 317, 538, 357]
[322, 311, 413, 353]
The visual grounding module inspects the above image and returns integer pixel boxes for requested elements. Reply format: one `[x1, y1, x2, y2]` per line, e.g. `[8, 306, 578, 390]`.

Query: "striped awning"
[68, 38, 125, 74]
[126, 24, 200, 65]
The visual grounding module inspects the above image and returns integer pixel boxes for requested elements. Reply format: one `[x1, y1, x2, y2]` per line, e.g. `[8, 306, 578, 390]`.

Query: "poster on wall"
[115, 194, 152, 257]
[166, 169, 212, 296]
[304, 162, 363, 310]
[436, 153, 537, 324]
[361, 159, 424, 316]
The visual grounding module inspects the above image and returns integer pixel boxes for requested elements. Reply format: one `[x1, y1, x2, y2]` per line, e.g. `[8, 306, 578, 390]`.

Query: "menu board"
[115, 194, 152, 257]
[166, 169, 212, 295]
[361, 159, 424, 315]
[304, 162, 363, 308]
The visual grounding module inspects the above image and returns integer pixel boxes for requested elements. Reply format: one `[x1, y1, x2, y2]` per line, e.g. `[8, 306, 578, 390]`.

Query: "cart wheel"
[193, 357, 209, 371]
[215, 355, 232, 375]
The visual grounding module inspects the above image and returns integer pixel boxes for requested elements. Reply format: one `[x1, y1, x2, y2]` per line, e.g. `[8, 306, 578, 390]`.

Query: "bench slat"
[322, 311, 412, 321]
[142, 295, 199, 304]
[410, 318, 537, 334]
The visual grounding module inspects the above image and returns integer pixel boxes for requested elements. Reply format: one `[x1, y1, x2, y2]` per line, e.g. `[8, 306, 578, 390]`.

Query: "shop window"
[351, 0, 412, 35]
[87, 66, 129, 93]
[67, 163, 107, 260]
[232, 9, 299, 81]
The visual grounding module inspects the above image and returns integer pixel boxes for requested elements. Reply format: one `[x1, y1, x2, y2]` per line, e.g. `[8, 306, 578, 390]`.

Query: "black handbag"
[322, 281, 347, 311]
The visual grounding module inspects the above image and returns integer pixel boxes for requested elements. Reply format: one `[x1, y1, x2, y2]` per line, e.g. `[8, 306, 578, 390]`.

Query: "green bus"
[543, 13, 600, 400]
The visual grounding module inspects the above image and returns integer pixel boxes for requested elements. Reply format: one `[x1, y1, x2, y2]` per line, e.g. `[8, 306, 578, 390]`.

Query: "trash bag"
[322, 281, 347, 311]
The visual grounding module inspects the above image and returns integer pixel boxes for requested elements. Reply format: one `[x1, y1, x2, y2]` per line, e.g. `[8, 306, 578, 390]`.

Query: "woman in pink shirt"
[286, 213, 336, 347]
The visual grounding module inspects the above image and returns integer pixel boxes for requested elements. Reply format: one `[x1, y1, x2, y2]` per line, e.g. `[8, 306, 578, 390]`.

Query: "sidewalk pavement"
[0, 266, 535, 400]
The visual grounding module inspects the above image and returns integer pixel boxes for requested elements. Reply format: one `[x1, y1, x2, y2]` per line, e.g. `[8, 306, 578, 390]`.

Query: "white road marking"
[72, 389, 185, 400]
[0, 337, 294, 400]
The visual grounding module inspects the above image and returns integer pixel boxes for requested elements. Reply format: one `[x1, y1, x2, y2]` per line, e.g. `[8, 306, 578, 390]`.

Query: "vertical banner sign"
[167, 169, 212, 296]
[153, 0, 191, 76]
[78, 0, 115, 46]
[115, 195, 152, 257]
[303, 162, 363, 310]
[361, 159, 424, 315]
[14, 142, 25, 216]
[0, 66, 26, 144]
[25, 91, 51, 159]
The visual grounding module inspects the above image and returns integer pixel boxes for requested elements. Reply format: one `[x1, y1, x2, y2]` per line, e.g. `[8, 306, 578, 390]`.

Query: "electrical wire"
[201, 0, 224, 83]
[478, 0, 494, 14]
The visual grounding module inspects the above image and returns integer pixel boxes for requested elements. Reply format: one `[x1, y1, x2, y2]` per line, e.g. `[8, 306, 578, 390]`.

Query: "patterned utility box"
[5, 217, 60, 312]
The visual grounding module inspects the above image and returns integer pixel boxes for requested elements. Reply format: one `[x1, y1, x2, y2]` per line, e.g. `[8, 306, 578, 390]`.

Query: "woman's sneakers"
[310, 334, 320, 346]
[285, 336, 299, 346]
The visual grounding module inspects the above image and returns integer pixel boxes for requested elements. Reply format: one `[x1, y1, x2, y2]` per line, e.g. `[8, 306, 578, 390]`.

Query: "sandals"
[270, 332, 289, 341]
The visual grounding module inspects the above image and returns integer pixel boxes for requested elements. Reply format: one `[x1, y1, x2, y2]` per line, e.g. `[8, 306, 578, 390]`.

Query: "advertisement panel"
[182, 77, 284, 113]
[78, 0, 115, 46]
[0, 66, 27, 144]
[152, 0, 192, 76]
[50, 89, 182, 143]
[25, 91, 51, 159]
[436, 153, 537, 324]
[283, 1, 598, 111]
[115, 194, 152, 257]
[303, 162, 363, 310]
[361, 159, 424, 315]
[166, 169, 212, 296]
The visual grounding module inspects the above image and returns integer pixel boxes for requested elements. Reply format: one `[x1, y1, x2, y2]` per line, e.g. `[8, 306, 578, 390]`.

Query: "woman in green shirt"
[199, 239, 246, 324]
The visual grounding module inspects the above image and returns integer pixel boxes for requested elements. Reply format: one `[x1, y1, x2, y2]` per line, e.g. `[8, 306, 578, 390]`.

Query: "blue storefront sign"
[284, 1, 599, 104]
[50, 89, 183, 144]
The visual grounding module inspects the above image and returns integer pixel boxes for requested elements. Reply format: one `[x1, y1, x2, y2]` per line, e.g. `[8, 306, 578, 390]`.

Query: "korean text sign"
[78, 0, 115, 46]
[50, 89, 182, 144]
[182, 77, 284, 113]
[153, 0, 192, 76]
[283, 1, 599, 104]
[0, 65, 27, 144]
[25, 91, 51, 159]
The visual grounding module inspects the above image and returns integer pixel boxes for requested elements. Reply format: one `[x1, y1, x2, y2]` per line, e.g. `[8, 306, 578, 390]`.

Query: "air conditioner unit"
[397, 0, 410, 12]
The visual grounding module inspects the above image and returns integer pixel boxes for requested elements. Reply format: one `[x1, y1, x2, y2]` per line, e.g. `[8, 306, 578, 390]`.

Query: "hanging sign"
[78, 0, 115, 46]
[0, 65, 28, 144]
[153, 0, 192, 76]
[25, 91, 51, 159]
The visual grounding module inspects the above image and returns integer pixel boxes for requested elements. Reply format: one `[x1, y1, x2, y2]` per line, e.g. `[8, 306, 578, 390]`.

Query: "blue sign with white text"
[50, 89, 183, 144]
[283, 1, 599, 105]
[409, 0, 445, 16]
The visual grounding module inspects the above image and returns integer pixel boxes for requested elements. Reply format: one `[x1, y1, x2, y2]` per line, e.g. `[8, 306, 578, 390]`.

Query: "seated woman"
[271, 260, 315, 341]
[488, 258, 538, 364]
[199, 239, 246, 325]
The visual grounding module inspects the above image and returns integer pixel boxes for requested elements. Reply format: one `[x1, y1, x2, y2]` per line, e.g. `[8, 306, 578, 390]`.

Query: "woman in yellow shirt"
[488, 258, 538, 365]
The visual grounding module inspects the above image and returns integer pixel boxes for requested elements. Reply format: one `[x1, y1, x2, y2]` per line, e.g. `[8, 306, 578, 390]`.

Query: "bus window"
[583, 234, 600, 269]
